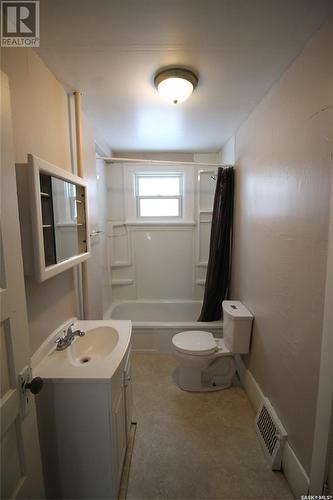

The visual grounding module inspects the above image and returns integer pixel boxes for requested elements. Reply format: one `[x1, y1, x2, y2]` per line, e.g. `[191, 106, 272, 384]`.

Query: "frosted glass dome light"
[154, 68, 198, 105]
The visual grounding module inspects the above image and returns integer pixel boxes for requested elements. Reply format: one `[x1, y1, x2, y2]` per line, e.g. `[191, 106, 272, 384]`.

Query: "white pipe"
[68, 94, 78, 175]
[98, 156, 228, 168]
[72, 91, 85, 319]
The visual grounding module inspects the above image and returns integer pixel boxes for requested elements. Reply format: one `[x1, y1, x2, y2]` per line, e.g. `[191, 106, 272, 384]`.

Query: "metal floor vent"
[255, 398, 287, 470]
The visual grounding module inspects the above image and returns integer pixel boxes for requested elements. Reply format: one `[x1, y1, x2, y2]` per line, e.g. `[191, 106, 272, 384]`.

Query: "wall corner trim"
[235, 355, 310, 498]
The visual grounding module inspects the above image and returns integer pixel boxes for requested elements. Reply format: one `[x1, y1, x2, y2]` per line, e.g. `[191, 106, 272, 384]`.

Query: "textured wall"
[231, 17, 333, 473]
[1, 48, 77, 354]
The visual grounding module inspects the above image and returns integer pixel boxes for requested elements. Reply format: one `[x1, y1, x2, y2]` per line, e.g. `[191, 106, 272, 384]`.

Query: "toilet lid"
[172, 331, 217, 356]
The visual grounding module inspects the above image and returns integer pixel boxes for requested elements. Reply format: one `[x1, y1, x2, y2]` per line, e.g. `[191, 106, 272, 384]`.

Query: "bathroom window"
[135, 174, 183, 218]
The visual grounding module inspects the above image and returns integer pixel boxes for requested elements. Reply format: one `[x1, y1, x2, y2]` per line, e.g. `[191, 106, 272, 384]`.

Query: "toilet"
[172, 301, 253, 392]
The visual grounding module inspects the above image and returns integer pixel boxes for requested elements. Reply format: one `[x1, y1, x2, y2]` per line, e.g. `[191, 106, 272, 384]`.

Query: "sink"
[68, 326, 119, 366]
[33, 319, 131, 379]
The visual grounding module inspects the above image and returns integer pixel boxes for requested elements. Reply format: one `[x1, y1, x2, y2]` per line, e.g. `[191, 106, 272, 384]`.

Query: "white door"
[1, 72, 44, 499]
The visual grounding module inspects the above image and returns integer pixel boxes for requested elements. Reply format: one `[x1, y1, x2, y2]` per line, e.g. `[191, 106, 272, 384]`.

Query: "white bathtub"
[108, 300, 223, 352]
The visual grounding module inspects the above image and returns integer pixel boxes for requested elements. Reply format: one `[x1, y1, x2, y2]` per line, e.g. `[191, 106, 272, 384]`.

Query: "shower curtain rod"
[97, 156, 228, 168]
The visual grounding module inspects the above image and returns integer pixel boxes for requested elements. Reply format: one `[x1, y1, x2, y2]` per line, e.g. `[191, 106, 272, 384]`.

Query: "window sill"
[122, 220, 196, 227]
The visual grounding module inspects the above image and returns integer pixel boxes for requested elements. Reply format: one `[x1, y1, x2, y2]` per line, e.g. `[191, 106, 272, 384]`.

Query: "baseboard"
[283, 443, 310, 499]
[235, 355, 310, 499]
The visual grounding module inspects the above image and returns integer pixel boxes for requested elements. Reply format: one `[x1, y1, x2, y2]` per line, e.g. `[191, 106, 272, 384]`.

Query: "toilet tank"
[222, 301, 253, 353]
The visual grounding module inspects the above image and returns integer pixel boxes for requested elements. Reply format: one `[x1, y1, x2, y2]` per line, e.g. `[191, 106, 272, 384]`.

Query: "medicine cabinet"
[16, 154, 90, 282]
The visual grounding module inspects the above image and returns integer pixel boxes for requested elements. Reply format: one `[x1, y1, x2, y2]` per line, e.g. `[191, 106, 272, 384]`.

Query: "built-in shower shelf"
[197, 261, 208, 267]
[111, 261, 131, 269]
[111, 279, 134, 287]
[195, 279, 206, 286]
[110, 221, 126, 228]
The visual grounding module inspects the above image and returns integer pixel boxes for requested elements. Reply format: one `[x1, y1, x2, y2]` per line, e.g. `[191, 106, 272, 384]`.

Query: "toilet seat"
[172, 330, 217, 356]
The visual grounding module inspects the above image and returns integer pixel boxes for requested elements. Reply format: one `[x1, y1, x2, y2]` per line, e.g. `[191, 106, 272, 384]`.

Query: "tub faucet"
[55, 323, 85, 351]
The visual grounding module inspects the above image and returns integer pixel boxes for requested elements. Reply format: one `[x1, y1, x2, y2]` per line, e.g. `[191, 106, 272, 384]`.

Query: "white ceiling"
[37, 0, 332, 152]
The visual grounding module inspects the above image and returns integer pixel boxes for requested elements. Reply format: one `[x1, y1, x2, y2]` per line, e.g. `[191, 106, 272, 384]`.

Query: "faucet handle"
[55, 336, 64, 344]
[66, 322, 75, 333]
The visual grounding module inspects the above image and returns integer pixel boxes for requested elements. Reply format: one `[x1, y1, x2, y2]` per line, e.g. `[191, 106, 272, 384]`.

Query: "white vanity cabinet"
[36, 345, 133, 500]
[110, 345, 133, 489]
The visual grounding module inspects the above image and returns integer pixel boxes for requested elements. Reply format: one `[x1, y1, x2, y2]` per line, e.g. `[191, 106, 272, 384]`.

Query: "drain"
[80, 356, 91, 364]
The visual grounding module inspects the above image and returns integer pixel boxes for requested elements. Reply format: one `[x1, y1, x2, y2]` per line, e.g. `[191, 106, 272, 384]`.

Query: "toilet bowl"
[173, 331, 236, 391]
[172, 301, 253, 392]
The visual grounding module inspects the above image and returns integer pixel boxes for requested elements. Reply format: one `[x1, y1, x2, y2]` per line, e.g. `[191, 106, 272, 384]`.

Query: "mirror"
[16, 154, 90, 282]
[39, 173, 87, 266]
[52, 177, 80, 262]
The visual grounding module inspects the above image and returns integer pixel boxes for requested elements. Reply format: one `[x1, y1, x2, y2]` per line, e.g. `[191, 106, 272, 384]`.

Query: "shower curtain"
[198, 166, 234, 321]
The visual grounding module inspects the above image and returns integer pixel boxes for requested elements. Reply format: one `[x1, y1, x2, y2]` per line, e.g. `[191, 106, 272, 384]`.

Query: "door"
[0, 72, 44, 498]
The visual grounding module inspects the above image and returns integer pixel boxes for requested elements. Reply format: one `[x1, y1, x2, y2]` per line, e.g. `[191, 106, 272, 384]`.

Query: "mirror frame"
[28, 154, 90, 282]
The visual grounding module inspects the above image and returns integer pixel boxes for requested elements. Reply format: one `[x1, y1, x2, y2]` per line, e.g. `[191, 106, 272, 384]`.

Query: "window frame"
[135, 173, 183, 219]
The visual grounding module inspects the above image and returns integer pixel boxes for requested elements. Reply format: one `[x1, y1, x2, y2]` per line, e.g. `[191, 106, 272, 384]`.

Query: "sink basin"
[68, 326, 119, 366]
[33, 319, 131, 379]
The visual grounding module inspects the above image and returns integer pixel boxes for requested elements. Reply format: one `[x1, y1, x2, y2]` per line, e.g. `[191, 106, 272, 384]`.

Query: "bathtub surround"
[199, 167, 234, 321]
[81, 123, 111, 320]
[226, 15, 333, 486]
[106, 153, 220, 305]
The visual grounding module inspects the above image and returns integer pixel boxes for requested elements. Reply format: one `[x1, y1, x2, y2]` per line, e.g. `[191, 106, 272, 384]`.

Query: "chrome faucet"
[55, 323, 85, 351]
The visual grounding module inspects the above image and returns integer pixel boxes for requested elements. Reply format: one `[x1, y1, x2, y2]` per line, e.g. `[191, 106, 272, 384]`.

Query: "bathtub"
[108, 300, 223, 352]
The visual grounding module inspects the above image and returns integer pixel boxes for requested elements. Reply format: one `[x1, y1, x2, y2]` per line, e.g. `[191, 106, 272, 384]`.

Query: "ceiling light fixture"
[154, 68, 198, 105]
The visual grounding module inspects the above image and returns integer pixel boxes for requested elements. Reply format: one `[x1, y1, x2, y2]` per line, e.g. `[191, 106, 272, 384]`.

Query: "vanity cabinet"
[36, 345, 133, 499]
[112, 384, 127, 487]
[124, 351, 133, 438]
[110, 345, 133, 489]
